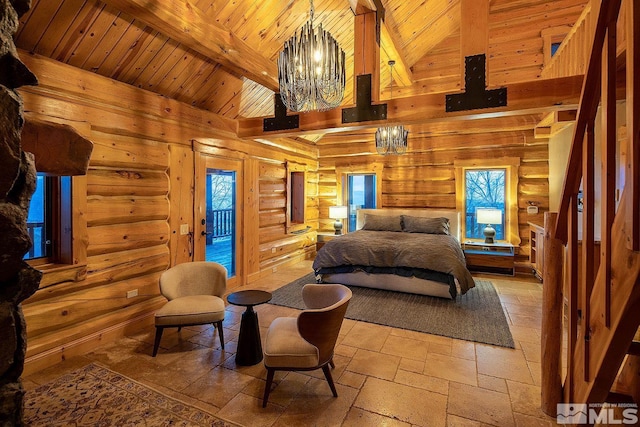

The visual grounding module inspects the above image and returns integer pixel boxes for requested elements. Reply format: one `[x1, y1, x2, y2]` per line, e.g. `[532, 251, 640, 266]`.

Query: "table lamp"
[328, 205, 348, 235]
[476, 208, 502, 244]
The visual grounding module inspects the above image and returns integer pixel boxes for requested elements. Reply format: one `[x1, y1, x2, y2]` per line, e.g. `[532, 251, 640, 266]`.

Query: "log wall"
[18, 51, 318, 374]
[318, 130, 549, 267]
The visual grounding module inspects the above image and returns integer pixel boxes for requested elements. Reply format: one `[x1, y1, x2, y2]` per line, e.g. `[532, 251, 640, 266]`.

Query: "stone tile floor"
[23, 260, 556, 426]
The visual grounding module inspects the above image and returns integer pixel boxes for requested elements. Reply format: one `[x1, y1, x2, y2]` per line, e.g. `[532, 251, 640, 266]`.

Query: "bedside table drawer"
[463, 242, 515, 276]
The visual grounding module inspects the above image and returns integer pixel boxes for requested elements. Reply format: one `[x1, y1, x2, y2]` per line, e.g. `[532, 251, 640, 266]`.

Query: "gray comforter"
[313, 230, 475, 295]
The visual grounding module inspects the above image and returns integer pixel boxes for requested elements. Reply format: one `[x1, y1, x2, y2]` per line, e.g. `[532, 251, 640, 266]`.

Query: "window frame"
[336, 163, 383, 232]
[454, 158, 521, 245]
[25, 174, 72, 263]
[285, 161, 307, 233]
[25, 173, 87, 287]
[541, 26, 571, 68]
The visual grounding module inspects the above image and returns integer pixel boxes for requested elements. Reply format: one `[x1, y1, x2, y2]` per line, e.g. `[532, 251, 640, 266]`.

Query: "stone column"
[0, 0, 41, 424]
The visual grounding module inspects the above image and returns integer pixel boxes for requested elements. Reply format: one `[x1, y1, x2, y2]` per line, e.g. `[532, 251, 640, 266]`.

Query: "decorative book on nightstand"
[462, 241, 515, 276]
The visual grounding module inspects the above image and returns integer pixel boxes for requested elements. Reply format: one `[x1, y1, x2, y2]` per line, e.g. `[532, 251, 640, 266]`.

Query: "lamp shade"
[329, 205, 348, 219]
[477, 208, 502, 225]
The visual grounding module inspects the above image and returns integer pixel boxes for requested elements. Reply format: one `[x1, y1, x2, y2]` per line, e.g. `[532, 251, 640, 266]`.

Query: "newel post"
[541, 211, 564, 415]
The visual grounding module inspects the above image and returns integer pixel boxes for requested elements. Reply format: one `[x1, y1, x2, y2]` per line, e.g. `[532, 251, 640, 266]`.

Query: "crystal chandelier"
[375, 61, 408, 155]
[277, 0, 346, 112]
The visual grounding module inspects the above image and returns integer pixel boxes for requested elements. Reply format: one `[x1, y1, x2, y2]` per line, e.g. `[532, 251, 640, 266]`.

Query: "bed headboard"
[355, 208, 461, 242]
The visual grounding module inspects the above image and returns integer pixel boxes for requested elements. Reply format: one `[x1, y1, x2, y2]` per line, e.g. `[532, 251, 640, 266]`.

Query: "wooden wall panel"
[19, 53, 319, 372]
[318, 131, 550, 264]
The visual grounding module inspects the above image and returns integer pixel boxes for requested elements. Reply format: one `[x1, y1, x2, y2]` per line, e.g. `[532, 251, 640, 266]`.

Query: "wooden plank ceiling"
[15, 0, 589, 143]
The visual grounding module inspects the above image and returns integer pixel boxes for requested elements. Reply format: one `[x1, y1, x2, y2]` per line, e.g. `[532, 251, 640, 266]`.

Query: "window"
[346, 174, 377, 232]
[541, 26, 570, 67]
[24, 173, 72, 265]
[464, 169, 506, 240]
[455, 158, 520, 245]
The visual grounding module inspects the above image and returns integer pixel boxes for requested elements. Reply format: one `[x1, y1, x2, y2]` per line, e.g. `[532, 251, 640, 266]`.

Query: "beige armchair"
[262, 283, 352, 407]
[152, 261, 227, 357]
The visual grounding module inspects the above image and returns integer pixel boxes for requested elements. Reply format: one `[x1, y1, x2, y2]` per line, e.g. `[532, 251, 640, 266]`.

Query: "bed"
[313, 209, 475, 299]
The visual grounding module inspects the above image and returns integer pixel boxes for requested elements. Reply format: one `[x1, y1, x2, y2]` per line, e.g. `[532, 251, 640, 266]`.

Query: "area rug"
[270, 273, 515, 348]
[24, 363, 237, 426]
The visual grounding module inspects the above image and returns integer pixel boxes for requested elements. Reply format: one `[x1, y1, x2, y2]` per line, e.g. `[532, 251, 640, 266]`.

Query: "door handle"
[201, 231, 212, 236]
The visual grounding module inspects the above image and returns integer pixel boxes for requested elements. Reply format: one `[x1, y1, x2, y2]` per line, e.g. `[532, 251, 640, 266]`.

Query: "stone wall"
[0, 0, 40, 424]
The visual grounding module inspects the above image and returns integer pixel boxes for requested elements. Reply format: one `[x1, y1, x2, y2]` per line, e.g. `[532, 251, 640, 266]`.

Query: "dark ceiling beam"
[102, 0, 279, 91]
[237, 75, 584, 138]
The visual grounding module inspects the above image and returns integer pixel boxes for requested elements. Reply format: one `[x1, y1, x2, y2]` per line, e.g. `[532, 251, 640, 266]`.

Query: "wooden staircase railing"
[541, 0, 640, 418]
[541, 0, 629, 80]
[541, 1, 597, 79]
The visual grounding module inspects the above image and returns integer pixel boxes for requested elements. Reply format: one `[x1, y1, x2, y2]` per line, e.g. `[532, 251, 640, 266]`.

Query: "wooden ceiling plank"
[144, 44, 191, 94]
[14, 0, 66, 51]
[64, 4, 114, 68]
[134, 39, 181, 89]
[101, 0, 278, 90]
[103, 21, 149, 79]
[51, 0, 103, 63]
[163, 52, 202, 97]
[83, 11, 135, 74]
[238, 74, 583, 138]
[403, 2, 461, 66]
[26, 0, 89, 58]
[167, 56, 213, 100]
[379, 22, 412, 86]
[116, 30, 170, 83]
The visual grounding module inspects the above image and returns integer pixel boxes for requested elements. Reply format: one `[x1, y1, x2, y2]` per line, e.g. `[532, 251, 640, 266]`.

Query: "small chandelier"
[375, 60, 408, 155]
[278, 0, 346, 112]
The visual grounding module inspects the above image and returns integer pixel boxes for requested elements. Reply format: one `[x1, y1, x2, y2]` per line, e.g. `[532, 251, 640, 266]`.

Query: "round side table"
[226, 290, 272, 366]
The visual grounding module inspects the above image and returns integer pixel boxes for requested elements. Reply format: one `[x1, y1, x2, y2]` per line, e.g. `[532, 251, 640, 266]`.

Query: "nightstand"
[462, 241, 515, 275]
[316, 232, 340, 250]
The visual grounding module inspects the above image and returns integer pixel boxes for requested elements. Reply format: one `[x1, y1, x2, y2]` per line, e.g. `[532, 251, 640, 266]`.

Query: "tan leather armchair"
[152, 261, 227, 357]
[262, 283, 352, 407]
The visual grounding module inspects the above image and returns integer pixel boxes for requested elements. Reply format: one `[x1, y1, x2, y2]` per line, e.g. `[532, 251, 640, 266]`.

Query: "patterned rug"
[270, 273, 515, 348]
[24, 363, 238, 426]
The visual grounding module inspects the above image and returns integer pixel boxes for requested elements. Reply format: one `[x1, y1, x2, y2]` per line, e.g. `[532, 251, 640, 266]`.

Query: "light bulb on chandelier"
[277, 0, 346, 113]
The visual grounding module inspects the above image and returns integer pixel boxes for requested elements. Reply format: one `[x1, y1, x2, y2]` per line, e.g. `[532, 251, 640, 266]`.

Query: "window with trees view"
[455, 158, 520, 245]
[464, 169, 506, 240]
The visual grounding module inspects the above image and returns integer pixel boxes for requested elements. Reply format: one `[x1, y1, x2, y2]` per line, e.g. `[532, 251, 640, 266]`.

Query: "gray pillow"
[402, 215, 450, 235]
[361, 214, 403, 232]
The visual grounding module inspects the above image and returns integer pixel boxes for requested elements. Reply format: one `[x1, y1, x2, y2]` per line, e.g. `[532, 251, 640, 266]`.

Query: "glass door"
[205, 168, 236, 276]
[346, 174, 377, 231]
[196, 156, 242, 286]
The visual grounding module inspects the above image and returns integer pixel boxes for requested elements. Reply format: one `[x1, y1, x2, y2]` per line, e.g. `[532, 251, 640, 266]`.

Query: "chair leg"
[263, 368, 275, 408]
[216, 320, 225, 350]
[152, 327, 164, 357]
[322, 364, 338, 397]
[329, 358, 335, 369]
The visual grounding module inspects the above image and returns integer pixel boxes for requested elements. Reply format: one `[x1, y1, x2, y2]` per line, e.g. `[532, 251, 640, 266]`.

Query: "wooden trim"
[285, 161, 308, 234]
[454, 157, 521, 245]
[23, 310, 157, 376]
[237, 76, 584, 139]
